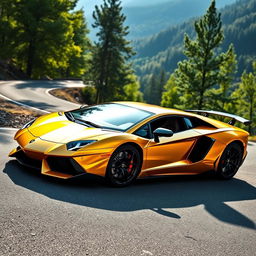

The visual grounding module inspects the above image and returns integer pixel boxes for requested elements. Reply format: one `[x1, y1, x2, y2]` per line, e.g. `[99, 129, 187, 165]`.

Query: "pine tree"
[89, 0, 135, 103]
[123, 74, 143, 102]
[0, 0, 17, 60]
[0, 0, 89, 78]
[144, 73, 158, 104]
[161, 74, 180, 108]
[156, 69, 166, 105]
[64, 10, 91, 78]
[206, 44, 237, 111]
[170, 0, 236, 109]
[232, 61, 256, 134]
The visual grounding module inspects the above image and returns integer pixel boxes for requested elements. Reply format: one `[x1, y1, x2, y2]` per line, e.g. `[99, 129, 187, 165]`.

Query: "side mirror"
[153, 128, 174, 143]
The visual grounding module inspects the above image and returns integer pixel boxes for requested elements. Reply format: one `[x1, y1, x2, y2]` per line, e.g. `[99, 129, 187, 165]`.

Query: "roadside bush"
[82, 86, 97, 105]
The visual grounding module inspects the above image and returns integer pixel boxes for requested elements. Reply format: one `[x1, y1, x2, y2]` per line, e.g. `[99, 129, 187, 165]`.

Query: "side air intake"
[188, 136, 215, 162]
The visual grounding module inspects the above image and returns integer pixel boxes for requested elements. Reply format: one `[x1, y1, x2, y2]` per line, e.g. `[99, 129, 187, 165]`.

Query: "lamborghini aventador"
[9, 102, 250, 186]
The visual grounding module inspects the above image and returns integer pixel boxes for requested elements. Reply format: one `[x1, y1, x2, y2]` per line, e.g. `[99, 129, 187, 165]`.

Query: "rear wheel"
[106, 145, 141, 187]
[217, 143, 243, 179]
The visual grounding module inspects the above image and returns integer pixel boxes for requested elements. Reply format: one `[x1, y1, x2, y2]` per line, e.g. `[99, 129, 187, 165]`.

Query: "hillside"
[124, 0, 210, 39]
[84, 0, 236, 40]
[133, 0, 256, 89]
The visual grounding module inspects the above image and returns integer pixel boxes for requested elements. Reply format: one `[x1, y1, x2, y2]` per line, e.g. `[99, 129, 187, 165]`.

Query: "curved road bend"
[0, 80, 83, 112]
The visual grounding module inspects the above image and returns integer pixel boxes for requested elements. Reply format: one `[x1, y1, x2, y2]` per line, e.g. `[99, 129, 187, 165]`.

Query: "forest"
[0, 0, 255, 132]
[133, 0, 256, 89]
[0, 0, 90, 79]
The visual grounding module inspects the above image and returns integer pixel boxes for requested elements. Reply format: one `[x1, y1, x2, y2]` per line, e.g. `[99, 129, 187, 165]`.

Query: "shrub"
[82, 86, 97, 105]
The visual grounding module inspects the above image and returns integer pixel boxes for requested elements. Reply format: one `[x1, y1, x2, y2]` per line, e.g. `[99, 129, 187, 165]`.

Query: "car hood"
[28, 112, 122, 143]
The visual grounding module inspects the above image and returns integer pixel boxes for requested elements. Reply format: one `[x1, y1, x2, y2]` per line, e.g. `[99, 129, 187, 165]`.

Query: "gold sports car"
[9, 102, 250, 187]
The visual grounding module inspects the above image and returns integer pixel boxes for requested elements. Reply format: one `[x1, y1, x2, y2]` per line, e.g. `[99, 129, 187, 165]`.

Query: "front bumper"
[10, 147, 86, 179]
[9, 145, 112, 179]
[9, 128, 113, 178]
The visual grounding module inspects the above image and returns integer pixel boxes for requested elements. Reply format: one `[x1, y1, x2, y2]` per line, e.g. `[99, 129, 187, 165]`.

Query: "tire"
[216, 142, 243, 179]
[106, 144, 142, 187]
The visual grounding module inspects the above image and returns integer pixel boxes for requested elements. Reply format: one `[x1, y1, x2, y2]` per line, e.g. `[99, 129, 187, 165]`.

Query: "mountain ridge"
[132, 0, 256, 88]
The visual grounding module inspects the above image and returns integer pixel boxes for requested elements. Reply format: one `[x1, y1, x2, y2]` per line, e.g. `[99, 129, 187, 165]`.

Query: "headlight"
[22, 119, 35, 129]
[66, 140, 97, 151]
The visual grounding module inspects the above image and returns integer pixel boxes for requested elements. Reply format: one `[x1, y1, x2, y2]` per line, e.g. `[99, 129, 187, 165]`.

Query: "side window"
[133, 124, 151, 139]
[184, 117, 215, 128]
[184, 117, 194, 129]
[150, 116, 187, 134]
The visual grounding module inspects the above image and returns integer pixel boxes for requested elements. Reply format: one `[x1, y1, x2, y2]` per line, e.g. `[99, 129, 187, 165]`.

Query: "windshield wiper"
[74, 118, 101, 128]
[65, 112, 100, 128]
[65, 112, 75, 121]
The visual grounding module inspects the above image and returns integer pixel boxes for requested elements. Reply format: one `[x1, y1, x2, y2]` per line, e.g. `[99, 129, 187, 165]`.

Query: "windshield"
[68, 103, 153, 131]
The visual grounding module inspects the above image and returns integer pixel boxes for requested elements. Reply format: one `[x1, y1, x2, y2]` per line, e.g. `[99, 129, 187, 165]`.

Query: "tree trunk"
[198, 58, 208, 109]
[26, 39, 36, 78]
[198, 90, 204, 109]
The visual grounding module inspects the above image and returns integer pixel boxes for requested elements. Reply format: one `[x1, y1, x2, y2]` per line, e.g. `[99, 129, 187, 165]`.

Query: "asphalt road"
[0, 80, 82, 112]
[0, 81, 255, 255]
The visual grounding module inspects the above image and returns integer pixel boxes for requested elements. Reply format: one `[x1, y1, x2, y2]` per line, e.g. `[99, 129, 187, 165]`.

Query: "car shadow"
[3, 160, 256, 230]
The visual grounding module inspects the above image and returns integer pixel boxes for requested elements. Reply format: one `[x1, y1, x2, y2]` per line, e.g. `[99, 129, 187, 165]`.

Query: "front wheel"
[216, 143, 243, 179]
[106, 145, 142, 187]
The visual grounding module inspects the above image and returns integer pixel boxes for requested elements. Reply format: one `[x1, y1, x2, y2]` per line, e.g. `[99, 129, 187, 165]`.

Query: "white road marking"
[45, 88, 58, 96]
[0, 127, 18, 131]
[0, 93, 49, 113]
[142, 250, 153, 255]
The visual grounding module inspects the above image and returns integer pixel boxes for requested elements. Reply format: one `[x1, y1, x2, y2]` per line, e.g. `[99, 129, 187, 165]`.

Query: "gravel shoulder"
[0, 98, 42, 128]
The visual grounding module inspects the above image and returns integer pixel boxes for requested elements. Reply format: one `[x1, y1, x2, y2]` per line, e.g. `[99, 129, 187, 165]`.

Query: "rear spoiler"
[185, 110, 251, 126]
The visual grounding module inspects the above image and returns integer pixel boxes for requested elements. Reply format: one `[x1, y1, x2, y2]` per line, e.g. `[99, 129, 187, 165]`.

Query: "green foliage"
[144, 70, 167, 105]
[231, 61, 256, 134]
[63, 10, 91, 78]
[87, 0, 135, 103]
[123, 74, 143, 102]
[125, 0, 213, 39]
[163, 0, 237, 109]
[134, 0, 256, 94]
[0, 0, 90, 78]
[161, 74, 180, 108]
[144, 74, 156, 104]
[82, 86, 97, 105]
[206, 44, 237, 111]
[176, 0, 228, 109]
[0, 0, 17, 60]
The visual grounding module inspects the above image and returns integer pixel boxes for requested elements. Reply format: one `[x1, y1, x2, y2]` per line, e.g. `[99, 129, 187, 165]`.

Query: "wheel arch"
[214, 139, 245, 171]
[230, 140, 245, 155]
[105, 142, 144, 186]
[105, 142, 144, 174]
[117, 142, 144, 164]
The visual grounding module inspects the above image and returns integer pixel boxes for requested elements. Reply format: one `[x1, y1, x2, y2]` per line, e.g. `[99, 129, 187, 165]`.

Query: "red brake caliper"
[128, 160, 133, 173]
[128, 154, 134, 173]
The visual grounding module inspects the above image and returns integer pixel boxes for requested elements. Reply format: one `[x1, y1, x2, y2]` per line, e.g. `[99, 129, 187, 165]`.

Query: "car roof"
[114, 101, 187, 115]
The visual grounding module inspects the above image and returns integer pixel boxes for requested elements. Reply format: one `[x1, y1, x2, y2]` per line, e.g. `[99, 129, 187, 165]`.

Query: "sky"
[77, 0, 174, 14]
[77, 0, 237, 16]
[78, 0, 237, 40]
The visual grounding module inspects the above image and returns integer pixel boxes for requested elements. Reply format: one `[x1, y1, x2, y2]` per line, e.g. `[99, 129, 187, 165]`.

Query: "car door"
[144, 115, 199, 175]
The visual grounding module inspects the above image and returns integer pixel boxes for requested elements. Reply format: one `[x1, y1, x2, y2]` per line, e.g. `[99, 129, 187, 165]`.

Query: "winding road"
[0, 80, 255, 256]
[0, 80, 82, 112]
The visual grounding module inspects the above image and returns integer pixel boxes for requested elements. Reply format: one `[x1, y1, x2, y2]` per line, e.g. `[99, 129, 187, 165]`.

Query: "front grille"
[15, 150, 42, 170]
[47, 157, 85, 176]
